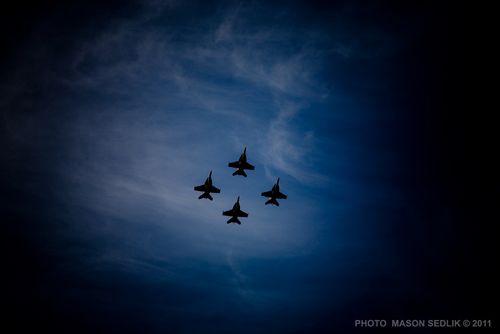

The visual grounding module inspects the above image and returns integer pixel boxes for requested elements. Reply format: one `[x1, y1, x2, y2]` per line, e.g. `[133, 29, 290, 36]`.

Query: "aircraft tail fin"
[232, 169, 247, 177]
[265, 198, 279, 206]
[199, 192, 213, 200]
[227, 217, 241, 224]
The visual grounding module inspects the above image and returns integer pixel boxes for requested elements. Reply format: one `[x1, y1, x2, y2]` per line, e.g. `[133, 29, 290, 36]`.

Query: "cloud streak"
[48, 2, 333, 187]
[1, 2, 414, 332]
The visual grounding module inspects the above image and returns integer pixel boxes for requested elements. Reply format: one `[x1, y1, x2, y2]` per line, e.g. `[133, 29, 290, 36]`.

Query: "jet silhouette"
[228, 147, 255, 177]
[261, 177, 287, 206]
[194, 171, 220, 200]
[222, 196, 248, 224]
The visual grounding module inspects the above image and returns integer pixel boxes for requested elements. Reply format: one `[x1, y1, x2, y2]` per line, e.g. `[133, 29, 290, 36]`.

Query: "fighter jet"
[228, 147, 255, 177]
[261, 177, 287, 206]
[194, 171, 220, 200]
[222, 196, 248, 224]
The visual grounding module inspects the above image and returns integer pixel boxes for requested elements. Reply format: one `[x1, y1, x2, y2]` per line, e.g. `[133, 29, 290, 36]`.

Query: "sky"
[1, 1, 495, 333]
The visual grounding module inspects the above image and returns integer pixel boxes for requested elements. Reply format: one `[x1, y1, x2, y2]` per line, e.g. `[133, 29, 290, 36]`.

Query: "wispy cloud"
[262, 102, 328, 184]
[55, 2, 332, 188]
[2, 2, 335, 283]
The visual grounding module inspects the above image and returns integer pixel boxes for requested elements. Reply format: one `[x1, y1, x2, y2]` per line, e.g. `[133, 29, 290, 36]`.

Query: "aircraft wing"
[194, 185, 205, 192]
[209, 185, 220, 193]
[261, 190, 273, 197]
[223, 209, 235, 217]
[228, 161, 239, 168]
[236, 209, 248, 217]
[276, 192, 287, 199]
[241, 162, 255, 170]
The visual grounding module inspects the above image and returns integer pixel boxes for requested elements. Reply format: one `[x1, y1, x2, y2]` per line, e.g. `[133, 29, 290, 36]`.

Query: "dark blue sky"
[1, 1, 495, 333]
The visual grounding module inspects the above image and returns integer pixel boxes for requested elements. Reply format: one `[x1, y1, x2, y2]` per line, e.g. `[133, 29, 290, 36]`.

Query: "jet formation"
[193, 147, 287, 224]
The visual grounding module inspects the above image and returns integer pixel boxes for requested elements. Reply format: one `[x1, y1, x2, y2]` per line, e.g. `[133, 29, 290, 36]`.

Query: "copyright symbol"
[463, 320, 470, 327]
